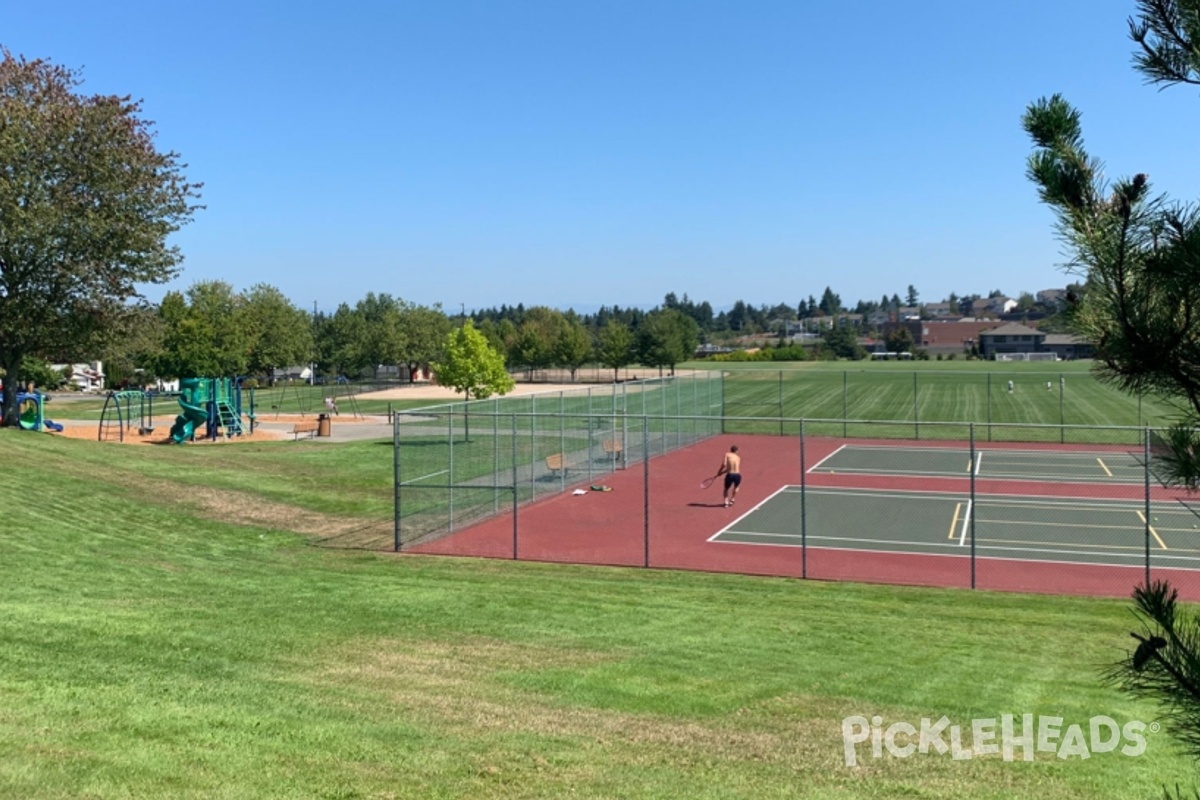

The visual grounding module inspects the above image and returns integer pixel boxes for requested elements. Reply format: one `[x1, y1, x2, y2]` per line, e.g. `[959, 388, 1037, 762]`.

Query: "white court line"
[839, 444, 1139, 461]
[974, 451, 983, 476]
[398, 468, 450, 486]
[958, 499, 972, 546]
[705, 484, 792, 542]
[807, 444, 846, 473]
[778, 484, 1158, 508]
[708, 535, 1200, 569]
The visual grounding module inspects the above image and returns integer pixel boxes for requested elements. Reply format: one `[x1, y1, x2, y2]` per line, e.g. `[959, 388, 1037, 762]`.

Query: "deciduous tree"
[553, 315, 592, 381]
[0, 51, 201, 424]
[636, 309, 699, 376]
[156, 281, 248, 379]
[397, 302, 450, 382]
[596, 319, 634, 381]
[240, 284, 314, 380]
[433, 321, 514, 441]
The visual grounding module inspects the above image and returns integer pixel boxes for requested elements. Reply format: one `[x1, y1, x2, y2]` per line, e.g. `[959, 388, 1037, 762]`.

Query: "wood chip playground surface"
[411, 434, 1200, 600]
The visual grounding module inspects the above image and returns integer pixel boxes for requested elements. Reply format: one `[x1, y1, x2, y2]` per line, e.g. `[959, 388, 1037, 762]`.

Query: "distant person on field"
[1008, 380, 1014, 393]
[324, 396, 339, 415]
[1047, 381, 1052, 391]
[716, 445, 742, 508]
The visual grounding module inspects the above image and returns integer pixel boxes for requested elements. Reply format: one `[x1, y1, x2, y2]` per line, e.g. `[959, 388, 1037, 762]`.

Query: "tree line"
[88, 281, 1032, 389]
[16, 277, 1078, 394]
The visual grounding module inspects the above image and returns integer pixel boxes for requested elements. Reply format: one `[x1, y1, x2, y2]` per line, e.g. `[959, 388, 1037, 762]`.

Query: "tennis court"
[405, 430, 1200, 598]
[710, 486, 1200, 570]
[809, 444, 1148, 484]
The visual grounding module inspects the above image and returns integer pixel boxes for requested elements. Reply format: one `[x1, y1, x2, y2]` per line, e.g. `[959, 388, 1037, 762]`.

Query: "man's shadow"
[687, 502, 729, 508]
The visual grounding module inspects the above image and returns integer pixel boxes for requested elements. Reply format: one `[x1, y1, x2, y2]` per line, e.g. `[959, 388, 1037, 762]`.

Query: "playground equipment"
[0, 391, 63, 432]
[99, 390, 166, 442]
[168, 378, 256, 444]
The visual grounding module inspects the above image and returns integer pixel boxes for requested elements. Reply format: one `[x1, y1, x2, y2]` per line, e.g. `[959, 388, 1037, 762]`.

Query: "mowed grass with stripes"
[0, 426, 1195, 799]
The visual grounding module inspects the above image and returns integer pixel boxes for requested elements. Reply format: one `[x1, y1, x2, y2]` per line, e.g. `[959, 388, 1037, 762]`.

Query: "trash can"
[317, 413, 332, 437]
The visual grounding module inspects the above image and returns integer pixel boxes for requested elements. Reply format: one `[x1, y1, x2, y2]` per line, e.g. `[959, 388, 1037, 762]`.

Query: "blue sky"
[7, 1, 1199, 314]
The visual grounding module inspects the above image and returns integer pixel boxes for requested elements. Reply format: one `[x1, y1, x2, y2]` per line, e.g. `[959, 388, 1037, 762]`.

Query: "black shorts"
[724, 473, 742, 490]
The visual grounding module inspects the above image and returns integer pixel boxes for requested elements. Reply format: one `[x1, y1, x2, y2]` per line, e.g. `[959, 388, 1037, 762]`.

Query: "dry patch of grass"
[316, 638, 852, 774]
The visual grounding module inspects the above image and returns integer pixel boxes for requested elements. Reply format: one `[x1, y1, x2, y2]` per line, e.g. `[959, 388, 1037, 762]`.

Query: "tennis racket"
[700, 475, 718, 489]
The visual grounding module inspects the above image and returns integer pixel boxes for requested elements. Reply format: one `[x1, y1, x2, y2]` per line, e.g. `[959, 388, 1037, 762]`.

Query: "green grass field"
[693, 361, 1184, 441]
[1, 428, 1197, 798]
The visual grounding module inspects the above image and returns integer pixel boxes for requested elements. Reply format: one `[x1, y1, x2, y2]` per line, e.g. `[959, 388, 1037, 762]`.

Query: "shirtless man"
[716, 445, 742, 507]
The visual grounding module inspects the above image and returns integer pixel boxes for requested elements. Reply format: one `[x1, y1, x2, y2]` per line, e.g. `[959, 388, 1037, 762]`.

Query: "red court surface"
[408, 433, 1200, 601]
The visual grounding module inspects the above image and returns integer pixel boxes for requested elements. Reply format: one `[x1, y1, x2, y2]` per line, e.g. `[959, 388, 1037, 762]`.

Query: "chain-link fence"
[393, 372, 724, 551]
[394, 405, 1200, 599]
[718, 368, 1174, 431]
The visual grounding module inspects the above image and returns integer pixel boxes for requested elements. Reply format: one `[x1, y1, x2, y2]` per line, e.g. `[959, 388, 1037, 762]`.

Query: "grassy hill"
[0, 428, 1195, 798]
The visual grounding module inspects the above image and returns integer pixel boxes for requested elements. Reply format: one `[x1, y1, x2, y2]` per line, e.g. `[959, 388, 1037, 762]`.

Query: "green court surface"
[710, 486, 1200, 570]
[810, 444, 1148, 483]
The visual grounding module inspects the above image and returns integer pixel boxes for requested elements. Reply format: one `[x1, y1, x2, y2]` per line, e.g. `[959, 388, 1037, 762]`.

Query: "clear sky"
[7, 1, 1199, 315]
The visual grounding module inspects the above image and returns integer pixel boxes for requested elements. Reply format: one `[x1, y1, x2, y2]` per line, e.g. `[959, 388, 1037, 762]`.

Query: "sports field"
[418, 432, 1200, 600]
[0, 428, 1195, 798]
[710, 361, 1183, 435]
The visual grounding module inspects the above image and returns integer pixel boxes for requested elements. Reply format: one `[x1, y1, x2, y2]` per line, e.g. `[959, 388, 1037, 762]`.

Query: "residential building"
[50, 361, 105, 392]
[977, 323, 1045, 358]
[1041, 333, 1094, 360]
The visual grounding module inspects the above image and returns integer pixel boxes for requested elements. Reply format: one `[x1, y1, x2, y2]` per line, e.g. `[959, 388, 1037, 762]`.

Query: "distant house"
[923, 302, 955, 319]
[977, 323, 1045, 358]
[970, 298, 993, 317]
[865, 310, 891, 327]
[987, 296, 1019, 314]
[272, 365, 314, 383]
[880, 320, 1005, 355]
[50, 361, 105, 392]
[1037, 289, 1068, 309]
[1042, 333, 1093, 360]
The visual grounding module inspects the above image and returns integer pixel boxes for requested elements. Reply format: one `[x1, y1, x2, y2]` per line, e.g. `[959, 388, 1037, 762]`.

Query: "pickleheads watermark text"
[841, 714, 1153, 766]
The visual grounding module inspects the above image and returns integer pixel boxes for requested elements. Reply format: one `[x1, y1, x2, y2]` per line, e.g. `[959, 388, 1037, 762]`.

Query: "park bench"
[546, 453, 569, 477]
[292, 420, 319, 440]
[602, 438, 623, 466]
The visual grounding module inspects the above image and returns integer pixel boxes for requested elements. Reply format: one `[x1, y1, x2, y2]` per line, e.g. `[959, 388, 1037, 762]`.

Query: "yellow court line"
[1097, 458, 1113, 477]
[948, 502, 962, 540]
[1136, 510, 1168, 550]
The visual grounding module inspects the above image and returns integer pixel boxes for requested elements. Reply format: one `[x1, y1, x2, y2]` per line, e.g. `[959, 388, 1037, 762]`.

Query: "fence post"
[842, 371, 848, 438]
[970, 423, 977, 590]
[913, 371, 919, 439]
[718, 369, 725, 433]
[560, 391, 566, 493]
[512, 413, 519, 559]
[393, 414, 401, 552]
[493, 400, 500, 516]
[987, 374, 993, 442]
[1059, 374, 1065, 443]
[448, 411, 455, 532]
[1144, 426, 1152, 587]
[779, 370, 785, 436]
[800, 419, 807, 579]
[643, 416, 650, 568]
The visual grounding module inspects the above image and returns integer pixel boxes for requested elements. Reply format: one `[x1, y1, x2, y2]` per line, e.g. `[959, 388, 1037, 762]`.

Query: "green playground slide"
[169, 379, 209, 444]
